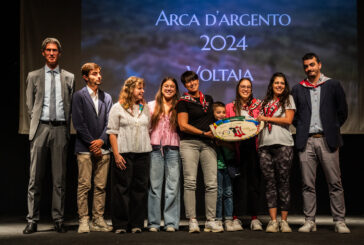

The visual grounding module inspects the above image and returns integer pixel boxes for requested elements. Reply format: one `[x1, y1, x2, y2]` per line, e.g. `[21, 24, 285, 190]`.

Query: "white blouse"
[106, 102, 152, 153]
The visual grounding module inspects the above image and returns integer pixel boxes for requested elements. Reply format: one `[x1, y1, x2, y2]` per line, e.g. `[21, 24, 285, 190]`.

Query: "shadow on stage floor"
[1, 215, 364, 245]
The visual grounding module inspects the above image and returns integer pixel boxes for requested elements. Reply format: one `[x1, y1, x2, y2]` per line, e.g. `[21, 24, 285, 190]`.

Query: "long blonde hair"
[118, 76, 145, 110]
[150, 77, 180, 131]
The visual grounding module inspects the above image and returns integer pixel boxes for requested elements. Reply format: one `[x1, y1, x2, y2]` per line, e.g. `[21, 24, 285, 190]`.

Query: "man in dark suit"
[292, 53, 350, 233]
[72, 63, 113, 233]
[24, 38, 75, 234]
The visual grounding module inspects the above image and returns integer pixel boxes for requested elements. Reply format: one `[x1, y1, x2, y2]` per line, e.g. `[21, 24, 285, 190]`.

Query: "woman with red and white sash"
[177, 71, 223, 233]
[257, 72, 296, 233]
[225, 77, 263, 231]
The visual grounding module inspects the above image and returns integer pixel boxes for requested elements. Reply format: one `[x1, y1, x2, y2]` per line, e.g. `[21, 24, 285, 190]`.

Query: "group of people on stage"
[23, 37, 351, 235]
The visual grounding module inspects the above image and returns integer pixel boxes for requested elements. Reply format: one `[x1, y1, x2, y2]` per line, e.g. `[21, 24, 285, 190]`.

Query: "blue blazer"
[291, 79, 348, 152]
[72, 86, 113, 153]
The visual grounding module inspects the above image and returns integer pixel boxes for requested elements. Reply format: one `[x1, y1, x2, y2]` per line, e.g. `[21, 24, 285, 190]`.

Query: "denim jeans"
[216, 168, 233, 220]
[148, 147, 181, 229]
[180, 140, 217, 220]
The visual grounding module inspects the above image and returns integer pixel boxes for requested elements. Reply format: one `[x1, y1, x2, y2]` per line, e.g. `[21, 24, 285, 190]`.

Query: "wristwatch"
[201, 131, 205, 136]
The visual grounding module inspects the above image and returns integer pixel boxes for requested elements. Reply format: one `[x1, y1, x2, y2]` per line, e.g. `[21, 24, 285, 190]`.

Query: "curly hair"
[118, 76, 145, 110]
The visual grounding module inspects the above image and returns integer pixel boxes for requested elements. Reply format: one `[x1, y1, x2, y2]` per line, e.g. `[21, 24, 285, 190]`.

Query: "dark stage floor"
[1, 215, 364, 245]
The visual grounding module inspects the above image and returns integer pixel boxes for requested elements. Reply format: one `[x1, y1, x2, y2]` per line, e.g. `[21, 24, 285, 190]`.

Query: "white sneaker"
[149, 227, 158, 232]
[250, 219, 263, 231]
[224, 220, 234, 232]
[266, 220, 279, 233]
[165, 226, 175, 232]
[189, 219, 200, 233]
[204, 219, 224, 233]
[232, 218, 244, 231]
[90, 217, 113, 232]
[298, 220, 317, 232]
[114, 228, 127, 234]
[335, 221, 351, 234]
[280, 220, 292, 233]
[78, 216, 90, 233]
[131, 227, 142, 233]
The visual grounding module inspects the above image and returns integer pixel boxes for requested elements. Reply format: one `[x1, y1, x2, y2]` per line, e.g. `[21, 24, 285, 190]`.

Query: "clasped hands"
[89, 139, 104, 158]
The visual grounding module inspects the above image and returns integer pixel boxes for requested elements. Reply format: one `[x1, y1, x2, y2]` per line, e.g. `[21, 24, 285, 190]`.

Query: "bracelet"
[201, 131, 205, 136]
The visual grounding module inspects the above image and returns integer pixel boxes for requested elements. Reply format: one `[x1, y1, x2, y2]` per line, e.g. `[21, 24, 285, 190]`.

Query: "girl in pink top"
[147, 77, 181, 232]
[225, 78, 264, 231]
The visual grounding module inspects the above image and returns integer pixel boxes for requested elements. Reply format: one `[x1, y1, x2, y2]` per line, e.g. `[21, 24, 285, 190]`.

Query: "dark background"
[1, 0, 363, 221]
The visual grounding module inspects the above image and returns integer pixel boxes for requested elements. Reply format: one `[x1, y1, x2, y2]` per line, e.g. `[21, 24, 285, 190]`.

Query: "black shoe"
[23, 222, 37, 234]
[54, 221, 67, 233]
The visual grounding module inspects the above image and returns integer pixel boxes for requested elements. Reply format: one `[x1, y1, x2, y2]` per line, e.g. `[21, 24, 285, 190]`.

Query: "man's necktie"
[49, 70, 56, 121]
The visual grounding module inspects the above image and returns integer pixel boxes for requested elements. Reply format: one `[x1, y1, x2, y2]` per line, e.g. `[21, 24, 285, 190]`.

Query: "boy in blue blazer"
[72, 63, 113, 233]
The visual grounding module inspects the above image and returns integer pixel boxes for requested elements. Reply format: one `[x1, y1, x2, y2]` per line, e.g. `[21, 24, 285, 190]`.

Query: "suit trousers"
[299, 136, 346, 222]
[27, 123, 68, 222]
[77, 154, 110, 220]
[111, 152, 150, 230]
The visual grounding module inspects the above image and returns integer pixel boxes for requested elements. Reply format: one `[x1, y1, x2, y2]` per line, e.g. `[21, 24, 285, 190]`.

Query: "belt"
[309, 132, 324, 138]
[40, 120, 66, 126]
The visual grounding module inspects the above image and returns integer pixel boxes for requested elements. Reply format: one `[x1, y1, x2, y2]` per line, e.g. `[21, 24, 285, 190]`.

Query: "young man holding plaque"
[291, 53, 350, 233]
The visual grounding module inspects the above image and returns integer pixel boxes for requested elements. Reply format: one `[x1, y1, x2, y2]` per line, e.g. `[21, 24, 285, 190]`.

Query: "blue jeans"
[216, 168, 233, 220]
[148, 147, 181, 229]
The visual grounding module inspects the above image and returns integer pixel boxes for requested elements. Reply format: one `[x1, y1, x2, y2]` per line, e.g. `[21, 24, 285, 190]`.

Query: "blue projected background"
[81, 0, 357, 107]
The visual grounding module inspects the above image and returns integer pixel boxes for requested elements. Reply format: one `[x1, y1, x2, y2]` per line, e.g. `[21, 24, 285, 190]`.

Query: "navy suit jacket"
[72, 86, 113, 153]
[291, 79, 348, 152]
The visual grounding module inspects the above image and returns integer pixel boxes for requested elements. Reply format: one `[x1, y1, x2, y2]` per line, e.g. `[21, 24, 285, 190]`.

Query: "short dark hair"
[213, 101, 225, 110]
[181, 71, 198, 85]
[302, 53, 320, 63]
[81, 62, 101, 77]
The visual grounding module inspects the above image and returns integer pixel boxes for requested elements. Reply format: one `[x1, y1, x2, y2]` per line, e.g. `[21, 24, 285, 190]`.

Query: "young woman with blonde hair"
[107, 76, 152, 234]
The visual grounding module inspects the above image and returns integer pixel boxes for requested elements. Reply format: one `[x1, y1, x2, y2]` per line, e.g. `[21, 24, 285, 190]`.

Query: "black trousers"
[233, 138, 261, 216]
[111, 152, 150, 229]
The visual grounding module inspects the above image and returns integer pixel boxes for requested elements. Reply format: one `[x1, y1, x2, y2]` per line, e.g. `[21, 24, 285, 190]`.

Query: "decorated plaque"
[210, 116, 264, 141]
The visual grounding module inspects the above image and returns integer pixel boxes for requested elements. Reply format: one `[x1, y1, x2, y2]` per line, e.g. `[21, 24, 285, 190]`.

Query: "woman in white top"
[107, 76, 152, 234]
[257, 72, 296, 233]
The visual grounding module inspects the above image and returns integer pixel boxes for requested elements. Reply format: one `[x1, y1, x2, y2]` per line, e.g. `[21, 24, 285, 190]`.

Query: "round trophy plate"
[209, 116, 264, 141]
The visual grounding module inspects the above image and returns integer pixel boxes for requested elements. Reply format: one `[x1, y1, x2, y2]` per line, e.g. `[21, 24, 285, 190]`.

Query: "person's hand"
[257, 115, 267, 122]
[204, 131, 214, 139]
[89, 139, 104, 152]
[91, 148, 102, 158]
[114, 153, 127, 170]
